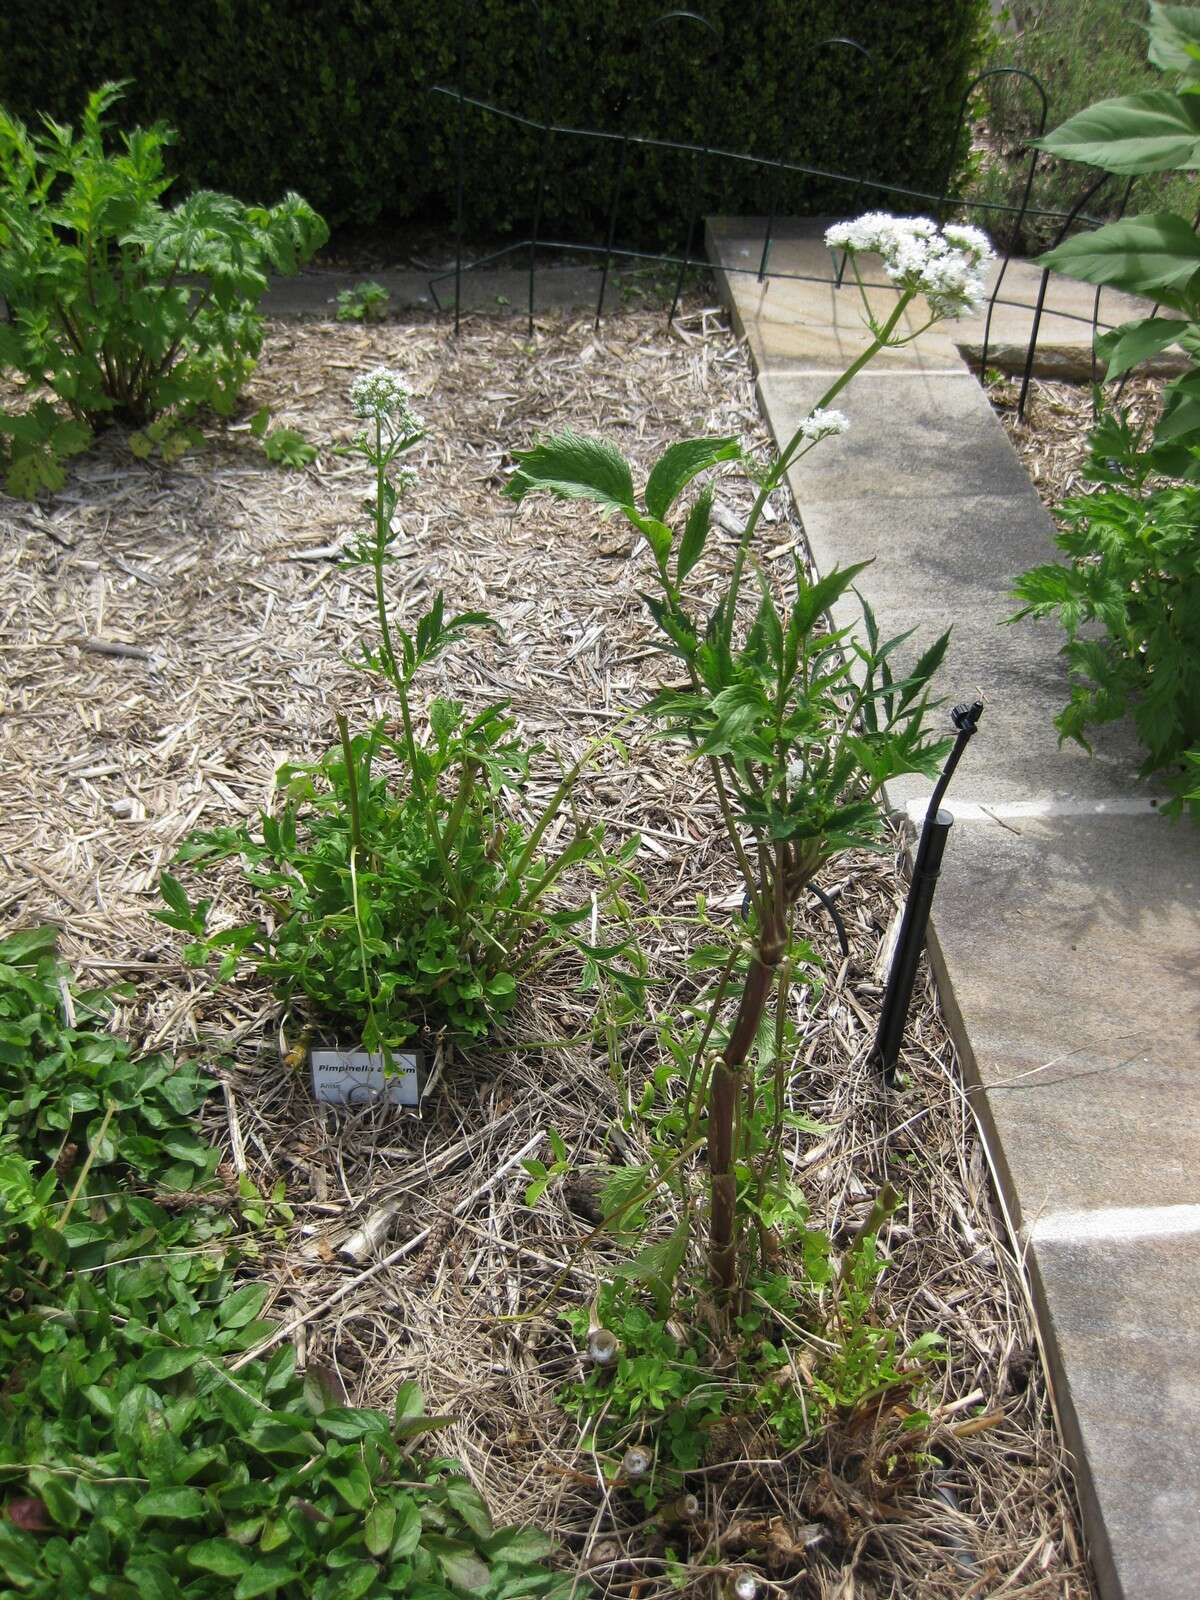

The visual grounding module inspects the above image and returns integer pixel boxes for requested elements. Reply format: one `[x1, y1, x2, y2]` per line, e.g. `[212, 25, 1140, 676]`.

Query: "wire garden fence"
[427, 8, 1151, 421]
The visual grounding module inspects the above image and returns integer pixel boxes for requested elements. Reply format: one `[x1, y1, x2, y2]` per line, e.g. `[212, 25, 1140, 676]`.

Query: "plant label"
[310, 1048, 421, 1109]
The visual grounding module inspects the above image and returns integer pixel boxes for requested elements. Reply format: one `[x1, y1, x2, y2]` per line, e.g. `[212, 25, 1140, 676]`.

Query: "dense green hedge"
[0, 1, 989, 244]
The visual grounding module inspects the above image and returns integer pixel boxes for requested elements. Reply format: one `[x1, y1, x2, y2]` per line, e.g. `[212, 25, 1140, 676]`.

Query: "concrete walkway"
[708, 218, 1200, 1600]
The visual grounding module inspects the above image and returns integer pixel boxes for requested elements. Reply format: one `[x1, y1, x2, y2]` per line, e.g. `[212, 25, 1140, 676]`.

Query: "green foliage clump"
[561, 1206, 942, 1513]
[162, 698, 554, 1049]
[1009, 3, 1200, 817]
[160, 373, 643, 1053]
[337, 281, 391, 323]
[0, 82, 327, 496]
[0, 3, 988, 243]
[1012, 410, 1200, 818]
[0, 925, 568, 1598]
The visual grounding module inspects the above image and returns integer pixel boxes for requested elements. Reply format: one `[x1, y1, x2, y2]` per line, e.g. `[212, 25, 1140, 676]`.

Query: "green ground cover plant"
[1011, 3, 1200, 817]
[163, 369, 642, 1055]
[0, 82, 326, 496]
[0, 924, 567, 1598]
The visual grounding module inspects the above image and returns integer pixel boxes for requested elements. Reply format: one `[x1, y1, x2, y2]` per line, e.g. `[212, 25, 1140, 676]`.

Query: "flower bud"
[622, 1444, 653, 1480]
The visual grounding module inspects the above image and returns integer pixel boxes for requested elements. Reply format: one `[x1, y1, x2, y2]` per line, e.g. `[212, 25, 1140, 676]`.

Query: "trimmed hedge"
[0, 2, 989, 244]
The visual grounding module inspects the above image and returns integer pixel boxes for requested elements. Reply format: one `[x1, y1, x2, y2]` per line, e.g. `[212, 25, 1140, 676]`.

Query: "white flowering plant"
[162, 368, 645, 1056]
[505, 214, 993, 1304]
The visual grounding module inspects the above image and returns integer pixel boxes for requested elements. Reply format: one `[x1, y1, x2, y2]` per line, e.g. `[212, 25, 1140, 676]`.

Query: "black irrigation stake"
[872, 701, 983, 1086]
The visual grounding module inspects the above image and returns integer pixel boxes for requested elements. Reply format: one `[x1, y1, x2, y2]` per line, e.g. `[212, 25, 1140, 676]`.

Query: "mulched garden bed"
[0, 305, 1092, 1598]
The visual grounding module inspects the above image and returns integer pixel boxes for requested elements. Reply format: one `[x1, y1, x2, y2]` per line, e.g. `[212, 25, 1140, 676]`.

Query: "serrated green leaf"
[643, 436, 741, 521]
[677, 482, 713, 582]
[505, 430, 635, 516]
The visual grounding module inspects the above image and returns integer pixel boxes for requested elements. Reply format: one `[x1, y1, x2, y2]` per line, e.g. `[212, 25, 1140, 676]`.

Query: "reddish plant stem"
[709, 900, 786, 1297]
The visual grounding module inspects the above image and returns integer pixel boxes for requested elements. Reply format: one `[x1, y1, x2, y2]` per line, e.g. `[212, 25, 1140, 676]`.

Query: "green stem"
[724, 288, 915, 639]
[335, 713, 363, 857]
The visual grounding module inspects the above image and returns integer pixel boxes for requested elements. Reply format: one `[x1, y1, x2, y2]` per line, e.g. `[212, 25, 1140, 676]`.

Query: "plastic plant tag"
[310, 1048, 421, 1109]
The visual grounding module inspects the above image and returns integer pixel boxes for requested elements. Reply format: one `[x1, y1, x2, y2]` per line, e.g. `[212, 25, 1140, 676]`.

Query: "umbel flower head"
[824, 214, 994, 319]
[798, 406, 850, 442]
[349, 366, 424, 433]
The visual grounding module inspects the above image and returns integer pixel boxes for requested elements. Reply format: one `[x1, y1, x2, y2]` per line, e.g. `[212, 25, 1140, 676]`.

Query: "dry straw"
[0, 305, 1093, 1597]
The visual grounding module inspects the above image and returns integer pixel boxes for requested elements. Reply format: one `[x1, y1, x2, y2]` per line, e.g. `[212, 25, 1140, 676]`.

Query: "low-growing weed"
[337, 280, 391, 323]
[0, 925, 570, 1597]
[0, 81, 326, 496]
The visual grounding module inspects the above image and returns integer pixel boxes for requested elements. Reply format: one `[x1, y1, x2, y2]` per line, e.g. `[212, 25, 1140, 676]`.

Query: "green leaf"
[484, 1527, 557, 1565]
[505, 430, 635, 516]
[219, 1282, 269, 1327]
[330, 1563, 378, 1600]
[676, 483, 713, 582]
[1095, 316, 1192, 380]
[1038, 215, 1200, 311]
[1148, 4, 1200, 81]
[426, 1536, 492, 1595]
[137, 1345, 202, 1379]
[136, 1486, 207, 1520]
[628, 511, 673, 567]
[189, 1539, 253, 1576]
[234, 1564, 302, 1599]
[1037, 91, 1200, 173]
[250, 405, 271, 438]
[643, 436, 741, 520]
[365, 1502, 396, 1557]
[446, 1479, 494, 1541]
[1156, 369, 1200, 441]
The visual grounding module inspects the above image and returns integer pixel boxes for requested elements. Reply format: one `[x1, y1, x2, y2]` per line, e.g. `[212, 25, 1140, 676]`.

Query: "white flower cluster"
[349, 366, 425, 431]
[824, 213, 994, 320]
[797, 406, 850, 442]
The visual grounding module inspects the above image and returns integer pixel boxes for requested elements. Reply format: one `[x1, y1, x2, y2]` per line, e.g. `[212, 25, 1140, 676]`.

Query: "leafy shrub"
[0, 81, 327, 495]
[1033, 3, 1200, 463]
[506, 215, 987, 1301]
[0, 3, 988, 242]
[0, 925, 568, 1599]
[1011, 409, 1200, 818]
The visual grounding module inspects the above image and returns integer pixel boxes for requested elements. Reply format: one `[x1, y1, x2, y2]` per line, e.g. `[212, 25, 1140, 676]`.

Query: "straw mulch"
[1, 305, 1091, 1598]
[988, 371, 1165, 505]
